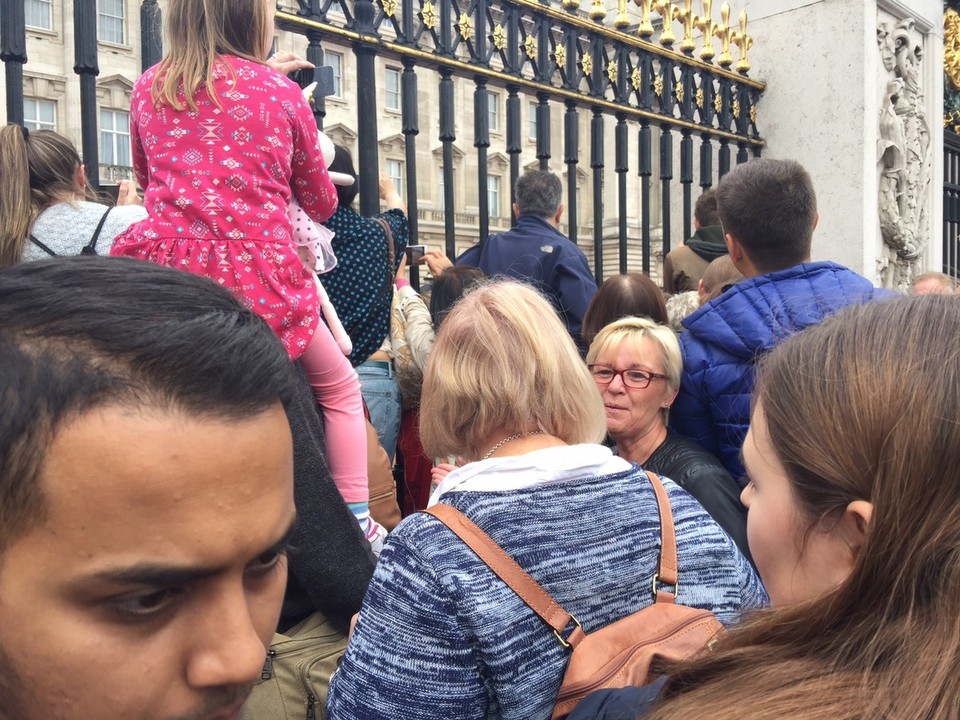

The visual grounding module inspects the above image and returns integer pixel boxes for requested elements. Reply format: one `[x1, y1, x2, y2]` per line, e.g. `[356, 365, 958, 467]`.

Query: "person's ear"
[697, 278, 707, 302]
[554, 204, 564, 224]
[512, 202, 520, 220]
[839, 499, 873, 557]
[662, 384, 679, 409]
[75, 164, 87, 190]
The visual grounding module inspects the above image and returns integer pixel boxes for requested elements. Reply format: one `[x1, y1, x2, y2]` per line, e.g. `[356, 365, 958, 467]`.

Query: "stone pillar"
[742, 0, 942, 289]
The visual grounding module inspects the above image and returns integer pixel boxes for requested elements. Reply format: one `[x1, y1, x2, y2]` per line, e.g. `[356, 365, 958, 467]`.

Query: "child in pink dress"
[112, 0, 385, 552]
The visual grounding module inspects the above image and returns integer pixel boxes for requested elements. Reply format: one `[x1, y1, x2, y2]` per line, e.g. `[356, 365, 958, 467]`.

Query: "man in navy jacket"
[456, 169, 597, 352]
[670, 159, 881, 480]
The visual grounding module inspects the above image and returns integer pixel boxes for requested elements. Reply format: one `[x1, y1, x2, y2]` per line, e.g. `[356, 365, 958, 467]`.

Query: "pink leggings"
[299, 320, 368, 506]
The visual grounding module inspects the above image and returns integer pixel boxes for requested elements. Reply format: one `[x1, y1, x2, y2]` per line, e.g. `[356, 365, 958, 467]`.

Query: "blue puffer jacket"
[669, 261, 882, 479]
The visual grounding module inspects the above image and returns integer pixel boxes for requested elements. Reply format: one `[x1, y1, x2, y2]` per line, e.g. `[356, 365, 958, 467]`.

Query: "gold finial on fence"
[614, 0, 631, 29]
[730, 9, 752, 72]
[589, 0, 607, 22]
[637, 0, 656, 40]
[562, 0, 580, 12]
[676, 0, 696, 55]
[653, 1, 676, 48]
[713, 1, 734, 68]
[694, 0, 717, 62]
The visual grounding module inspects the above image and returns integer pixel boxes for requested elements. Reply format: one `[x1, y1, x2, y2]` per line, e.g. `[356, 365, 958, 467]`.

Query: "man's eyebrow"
[87, 514, 299, 587]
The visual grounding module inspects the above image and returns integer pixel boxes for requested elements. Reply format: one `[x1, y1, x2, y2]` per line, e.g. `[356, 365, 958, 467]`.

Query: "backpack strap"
[81, 207, 112, 256]
[29, 234, 58, 257]
[425, 472, 676, 646]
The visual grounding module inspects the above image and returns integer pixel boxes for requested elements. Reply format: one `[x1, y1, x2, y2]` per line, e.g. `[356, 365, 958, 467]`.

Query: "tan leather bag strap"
[424, 471, 677, 637]
[647, 472, 678, 604]
[426, 503, 575, 636]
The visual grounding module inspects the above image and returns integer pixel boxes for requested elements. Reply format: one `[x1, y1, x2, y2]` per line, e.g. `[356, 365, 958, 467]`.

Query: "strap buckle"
[552, 615, 582, 650]
[651, 573, 678, 600]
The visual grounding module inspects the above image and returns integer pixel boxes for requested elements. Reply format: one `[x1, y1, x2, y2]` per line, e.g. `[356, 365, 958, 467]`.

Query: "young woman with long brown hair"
[0, 125, 144, 266]
[573, 294, 960, 720]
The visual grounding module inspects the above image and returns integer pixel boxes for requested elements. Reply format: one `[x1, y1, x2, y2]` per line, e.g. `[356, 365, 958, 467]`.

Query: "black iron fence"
[945, 130, 960, 277]
[0, 0, 764, 277]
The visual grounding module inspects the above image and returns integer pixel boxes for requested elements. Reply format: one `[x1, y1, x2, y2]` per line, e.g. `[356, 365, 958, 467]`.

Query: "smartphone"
[99, 184, 121, 205]
[406, 245, 426, 264]
[296, 65, 336, 100]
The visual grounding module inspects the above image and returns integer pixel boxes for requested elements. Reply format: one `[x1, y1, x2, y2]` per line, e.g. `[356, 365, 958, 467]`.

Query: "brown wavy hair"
[581, 273, 668, 347]
[0, 126, 92, 266]
[643, 295, 960, 719]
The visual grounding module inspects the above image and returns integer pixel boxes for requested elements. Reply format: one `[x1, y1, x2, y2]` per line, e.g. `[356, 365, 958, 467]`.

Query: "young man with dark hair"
[670, 159, 881, 479]
[455, 169, 598, 351]
[0, 257, 371, 720]
[662, 189, 728, 294]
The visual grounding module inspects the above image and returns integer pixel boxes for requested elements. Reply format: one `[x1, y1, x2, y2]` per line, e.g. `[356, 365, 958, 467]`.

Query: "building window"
[385, 67, 401, 110]
[325, 51, 343, 98]
[100, 108, 131, 167]
[488, 175, 501, 217]
[386, 159, 404, 199]
[488, 92, 500, 133]
[24, 98, 56, 132]
[529, 101, 537, 140]
[25, 0, 52, 29]
[98, 0, 125, 44]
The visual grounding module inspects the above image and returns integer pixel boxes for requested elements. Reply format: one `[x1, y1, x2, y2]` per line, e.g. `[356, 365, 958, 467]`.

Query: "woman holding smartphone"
[319, 145, 410, 461]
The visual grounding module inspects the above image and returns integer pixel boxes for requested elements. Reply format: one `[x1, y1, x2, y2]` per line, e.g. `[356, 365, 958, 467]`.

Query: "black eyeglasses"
[588, 364, 668, 390]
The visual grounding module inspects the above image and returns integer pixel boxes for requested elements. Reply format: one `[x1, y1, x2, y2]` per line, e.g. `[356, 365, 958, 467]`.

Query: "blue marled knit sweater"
[327, 452, 766, 720]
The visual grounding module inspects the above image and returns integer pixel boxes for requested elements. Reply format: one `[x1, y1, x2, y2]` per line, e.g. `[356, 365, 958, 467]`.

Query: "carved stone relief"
[876, 18, 932, 291]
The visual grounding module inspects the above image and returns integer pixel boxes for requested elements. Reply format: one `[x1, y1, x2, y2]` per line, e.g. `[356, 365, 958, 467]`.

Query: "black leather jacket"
[643, 431, 751, 563]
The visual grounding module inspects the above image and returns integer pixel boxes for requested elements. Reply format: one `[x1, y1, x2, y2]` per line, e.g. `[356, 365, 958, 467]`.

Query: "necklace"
[480, 430, 542, 460]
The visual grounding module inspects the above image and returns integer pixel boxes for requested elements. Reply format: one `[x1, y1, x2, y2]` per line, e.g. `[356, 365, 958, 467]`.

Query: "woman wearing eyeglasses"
[586, 316, 749, 559]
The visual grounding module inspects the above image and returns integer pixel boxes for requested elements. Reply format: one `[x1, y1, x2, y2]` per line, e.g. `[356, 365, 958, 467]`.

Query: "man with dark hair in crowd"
[670, 159, 881, 479]
[662, 189, 728, 294]
[0, 257, 373, 720]
[455, 169, 597, 351]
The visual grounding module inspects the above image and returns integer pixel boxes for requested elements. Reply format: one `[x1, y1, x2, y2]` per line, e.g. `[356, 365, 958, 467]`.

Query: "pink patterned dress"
[111, 56, 338, 360]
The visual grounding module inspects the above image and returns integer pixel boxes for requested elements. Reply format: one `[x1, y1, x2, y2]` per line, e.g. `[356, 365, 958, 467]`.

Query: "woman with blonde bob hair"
[586, 317, 748, 557]
[328, 280, 766, 720]
[573, 294, 960, 720]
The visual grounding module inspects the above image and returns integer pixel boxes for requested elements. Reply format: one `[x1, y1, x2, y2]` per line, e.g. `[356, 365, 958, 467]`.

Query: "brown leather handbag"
[366, 417, 401, 531]
[426, 472, 722, 720]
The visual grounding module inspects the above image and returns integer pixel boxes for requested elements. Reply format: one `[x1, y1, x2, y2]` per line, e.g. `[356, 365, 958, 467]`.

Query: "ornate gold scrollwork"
[653, 1, 676, 48]
[614, 0, 631, 29]
[555, 45, 567, 67]
[581, 54, 594, 75]
[694, 0, 717, 62]
[589, 0, 607, 22]
[675, 81, 684, 102]
[636, 0, 655, 39]
[492, 24, 507, 50]
[654, 74, 664, 96]
[749, 104, 757, 123]
[695, 85, 704, 107]
[732, 97, 740, 117]
[713, 92, 723, 113]
[421, 1, 438, 30]
[631, 67, 642, 89]
[713, 2, 734, 68]
[456, 13, 474, 41]
[608, 60, 619, 83]
[675, 0, 696, 55]
[731, 9, 752, 72]
[524, 34, 538, 60]
[381, 0, 398, 18]
[946, 9, 960, 89]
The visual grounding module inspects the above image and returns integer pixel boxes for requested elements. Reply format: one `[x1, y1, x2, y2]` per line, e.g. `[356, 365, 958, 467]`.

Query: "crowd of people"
[1, 1, 959, 719]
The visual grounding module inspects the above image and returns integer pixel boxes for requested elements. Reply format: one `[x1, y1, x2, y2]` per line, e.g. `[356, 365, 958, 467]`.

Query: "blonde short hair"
[586, 316, 682, 425]
[419, 280, 607, 459]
